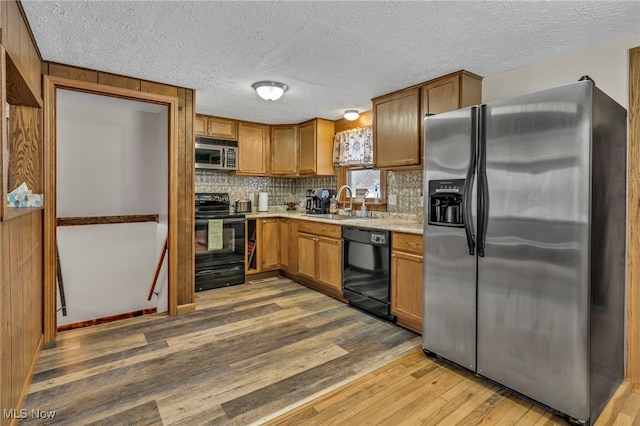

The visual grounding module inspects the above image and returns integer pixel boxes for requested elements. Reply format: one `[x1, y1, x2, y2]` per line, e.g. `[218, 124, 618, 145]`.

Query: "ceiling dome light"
[252, 81, 288, 101]
[344, 110, 360, 121]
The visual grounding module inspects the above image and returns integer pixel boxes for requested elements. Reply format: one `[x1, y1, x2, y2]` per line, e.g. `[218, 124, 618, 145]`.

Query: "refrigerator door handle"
[462, 107, 477, 256]
[477, 104, 488, 257]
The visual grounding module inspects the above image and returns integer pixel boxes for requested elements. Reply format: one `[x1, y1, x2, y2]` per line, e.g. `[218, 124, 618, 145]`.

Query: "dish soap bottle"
[360, 199, 367, 217]
[373, 185, 379, 203]
[329, 195, 338, 214]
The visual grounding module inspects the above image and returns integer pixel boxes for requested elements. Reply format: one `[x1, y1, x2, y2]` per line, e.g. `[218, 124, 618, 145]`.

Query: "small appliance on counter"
[258, 192, 269, 212]
[234, 199, 252, 213]
[305, 188, 336, 214]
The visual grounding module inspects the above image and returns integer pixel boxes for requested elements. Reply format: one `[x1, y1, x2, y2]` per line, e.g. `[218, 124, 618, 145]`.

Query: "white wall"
[56, 90, 169, 325]
[482, 32, 640, 107]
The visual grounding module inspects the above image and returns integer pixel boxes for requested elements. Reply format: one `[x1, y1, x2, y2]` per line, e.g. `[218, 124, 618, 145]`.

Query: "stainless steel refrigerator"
[422, 79, 626, 425]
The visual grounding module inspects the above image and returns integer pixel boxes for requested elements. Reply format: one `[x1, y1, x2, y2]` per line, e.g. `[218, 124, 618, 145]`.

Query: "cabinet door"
[207, 116, 238, 140]
[261, 218, 280, 271]
[391, 251, 424, 333]
[316, 236, 342, 295]
[373, 87, 420, 168]
[271, 125, 298, 175]
[279, 219, 291, 272]
[297, 233, 317, 281]
[238, 122, 269, 175]
[421, 76, 460, 116]
[298, 120, 316, 175]
[195, 114, 207, 136]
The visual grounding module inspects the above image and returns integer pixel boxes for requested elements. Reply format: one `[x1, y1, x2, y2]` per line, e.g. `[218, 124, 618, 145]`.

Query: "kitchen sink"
[302, 213, 365, 221]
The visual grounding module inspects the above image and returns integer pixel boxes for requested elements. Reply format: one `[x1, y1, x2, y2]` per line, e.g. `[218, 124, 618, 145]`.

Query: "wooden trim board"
[627, 45, 640, 383]
[42, 75, 179, 343]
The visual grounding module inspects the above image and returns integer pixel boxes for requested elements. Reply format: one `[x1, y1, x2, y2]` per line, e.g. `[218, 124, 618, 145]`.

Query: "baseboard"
[245, 270, 280, 281]
[11, 334, 44, 426]
[57, 308, 157, 332]
[176, 303, 196, 314]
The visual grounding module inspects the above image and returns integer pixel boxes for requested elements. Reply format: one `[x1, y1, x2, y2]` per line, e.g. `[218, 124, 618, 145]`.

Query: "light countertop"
[244, 209, 424, 235]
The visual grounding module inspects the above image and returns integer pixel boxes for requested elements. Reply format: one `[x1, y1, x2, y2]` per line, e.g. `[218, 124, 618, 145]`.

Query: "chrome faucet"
[336, 185, 354, 213]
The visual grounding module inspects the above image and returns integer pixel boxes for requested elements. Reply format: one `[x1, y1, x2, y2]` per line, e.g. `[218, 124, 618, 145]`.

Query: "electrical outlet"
[419, 193, 424, 207]
[388, 194, 397, 206]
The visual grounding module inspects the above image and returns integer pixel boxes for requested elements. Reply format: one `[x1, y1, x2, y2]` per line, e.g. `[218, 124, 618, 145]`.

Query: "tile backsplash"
[386, 170, 424, 216]
[196, 170, 335, 208]
[196, 169, 424, 217]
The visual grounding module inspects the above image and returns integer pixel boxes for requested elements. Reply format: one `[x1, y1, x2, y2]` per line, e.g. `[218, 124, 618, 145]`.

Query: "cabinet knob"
[407, 242, 418, 246]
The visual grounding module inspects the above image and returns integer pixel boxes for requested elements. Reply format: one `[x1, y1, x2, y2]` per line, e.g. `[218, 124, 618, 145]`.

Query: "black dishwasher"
[342, 226, 396, 322]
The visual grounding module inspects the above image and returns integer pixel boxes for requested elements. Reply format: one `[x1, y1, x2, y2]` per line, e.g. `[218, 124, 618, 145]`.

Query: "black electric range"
[194, 193, 245, 291]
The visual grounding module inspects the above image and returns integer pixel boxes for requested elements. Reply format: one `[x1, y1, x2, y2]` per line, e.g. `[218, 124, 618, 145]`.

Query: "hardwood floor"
[21, 277, 420, 425]
[21, 276, 638, 425]
[266, 350, 640, 426]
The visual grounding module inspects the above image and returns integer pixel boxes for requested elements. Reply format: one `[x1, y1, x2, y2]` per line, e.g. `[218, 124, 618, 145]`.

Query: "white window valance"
[332, 126, 373, 167]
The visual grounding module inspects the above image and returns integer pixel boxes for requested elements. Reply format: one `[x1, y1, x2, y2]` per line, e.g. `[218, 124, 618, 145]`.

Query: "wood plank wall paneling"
[42, 62, 195, 310]
[1, 48, 7, 221]
[8, 105, 43, 194]
[98, 72, 141, 91]
[0, 211, 44, 426]
[0, 222, 10, 425]
[628, 46, 640, 384]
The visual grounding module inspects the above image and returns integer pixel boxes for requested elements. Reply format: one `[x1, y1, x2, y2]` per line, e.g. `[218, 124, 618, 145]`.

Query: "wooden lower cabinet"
[391, 232, 424, 333]
[246, 218, 279, 276]
[315, 236, 342, 294]
[278, 218, 295, 273]
[295, 221, 343, 299]
[297, 232, 317, 280]
[260, 218, 280, 271]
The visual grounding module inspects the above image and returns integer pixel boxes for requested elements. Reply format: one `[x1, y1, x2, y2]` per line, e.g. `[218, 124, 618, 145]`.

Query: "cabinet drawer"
[392, 232, 423, 254]
[298, 221, 341, 239]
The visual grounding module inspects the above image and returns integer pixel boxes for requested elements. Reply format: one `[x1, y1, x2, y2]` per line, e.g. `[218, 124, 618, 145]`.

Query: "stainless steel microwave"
[195, 137, 238, 171]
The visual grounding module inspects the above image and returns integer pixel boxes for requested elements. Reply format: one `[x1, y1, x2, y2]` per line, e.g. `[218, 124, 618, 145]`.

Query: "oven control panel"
[371, 233, 386, 244]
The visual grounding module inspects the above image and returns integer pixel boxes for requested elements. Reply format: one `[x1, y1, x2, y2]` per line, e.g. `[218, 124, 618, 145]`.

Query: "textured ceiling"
[21, 1, 640, 125]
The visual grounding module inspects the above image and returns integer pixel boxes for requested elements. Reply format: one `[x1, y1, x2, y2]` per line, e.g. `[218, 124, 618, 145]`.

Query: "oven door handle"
[223, 218, 245, 225]
[196, 265, 242, 276]
[195, 218, 245, 225]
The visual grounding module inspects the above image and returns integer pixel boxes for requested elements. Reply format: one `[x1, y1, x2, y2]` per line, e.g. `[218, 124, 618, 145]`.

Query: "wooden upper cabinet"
[372, 87, 421, 169]
[421, 70, 482, 117]
[299, 118, 335, 176]
[237, 122, 269, 175]
[422, 77, 460, 116]
[271, 125, 299, 176]
[372, 70, 482, 171]
[194, 115, 207, 135]
[195, 114, 238, 140]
